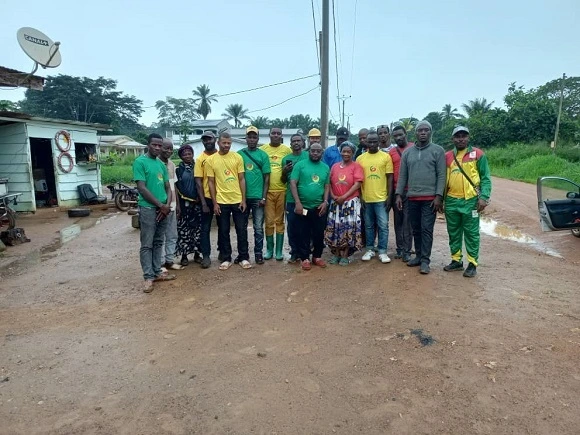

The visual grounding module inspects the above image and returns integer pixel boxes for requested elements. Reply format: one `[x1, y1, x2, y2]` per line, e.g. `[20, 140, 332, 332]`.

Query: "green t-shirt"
[289, 159, 330, 209]
[238, 147, 271, 200]
[132, 155, 169, 207]
[282, 151, 308, 203]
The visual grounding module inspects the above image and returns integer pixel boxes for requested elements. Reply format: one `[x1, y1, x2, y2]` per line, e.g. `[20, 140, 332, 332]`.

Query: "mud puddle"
[480, 217, 562, 258]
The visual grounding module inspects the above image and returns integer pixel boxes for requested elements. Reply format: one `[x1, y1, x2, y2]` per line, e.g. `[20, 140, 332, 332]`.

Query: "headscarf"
[178, 144, 193, 159]
[339, 141, 356, 154]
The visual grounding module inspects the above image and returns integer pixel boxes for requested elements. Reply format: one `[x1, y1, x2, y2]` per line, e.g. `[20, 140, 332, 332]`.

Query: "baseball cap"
[246, 125, 259, 135]
[452, 126, 470, 136]
[308, 128, 321, 137]
[201, 130, 216, 139]
[336, 127, 350, 138]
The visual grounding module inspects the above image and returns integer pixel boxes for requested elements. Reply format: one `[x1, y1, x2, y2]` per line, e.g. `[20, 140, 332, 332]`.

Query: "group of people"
[133, 121, 491, 293]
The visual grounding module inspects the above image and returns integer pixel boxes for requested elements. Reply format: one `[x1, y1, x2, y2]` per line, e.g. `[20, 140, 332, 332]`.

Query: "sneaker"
[463, 263, 477, 278]
[401, 253, 411, 263]
[180, 255, 189, 266]
[443, 260, 464, 272]
[329, 255, 340, 265]
[407, 256, 421, 267]
[301, 259, 311, 271]
[255, 253, 264, 265]
[201, 256, 211, 269]
[420, 262, 431, 274]
[361, 250, 375, 261]
[378, 253, 391, 264]
[142, 280, 154, 293]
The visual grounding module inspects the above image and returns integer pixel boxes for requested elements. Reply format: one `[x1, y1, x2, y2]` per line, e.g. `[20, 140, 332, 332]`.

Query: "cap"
[246, 125, 259, 135]
[452, 126, 470, 136]
[201, 130, 216, 139]
[308, 128, 321, 137]
[336, 127, 350, 138]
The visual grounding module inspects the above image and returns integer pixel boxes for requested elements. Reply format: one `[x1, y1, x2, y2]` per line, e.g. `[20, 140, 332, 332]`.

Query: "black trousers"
[408, 200, 436, 264]
[295, 209, 327, 261]
[216, 203, 249, 262]
[393, 194, 413, 255]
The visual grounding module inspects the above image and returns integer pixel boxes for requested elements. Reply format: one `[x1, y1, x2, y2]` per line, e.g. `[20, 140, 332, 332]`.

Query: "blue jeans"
[364, 202, 389, 253]
[139, 206, 168, 280]
[247, 199, 265, 255]
[164, 210, 178, 264]
[285, 202, 298, 255]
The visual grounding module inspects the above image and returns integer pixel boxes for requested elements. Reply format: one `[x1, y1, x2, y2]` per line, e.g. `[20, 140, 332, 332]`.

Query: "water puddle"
[480, 217, 562, 258]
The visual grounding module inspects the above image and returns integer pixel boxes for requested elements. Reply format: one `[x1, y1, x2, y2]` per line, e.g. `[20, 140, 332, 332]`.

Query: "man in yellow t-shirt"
[207, 132, 249, 270]
[260, 127, 291, 260]
[356, 131, 394, 264]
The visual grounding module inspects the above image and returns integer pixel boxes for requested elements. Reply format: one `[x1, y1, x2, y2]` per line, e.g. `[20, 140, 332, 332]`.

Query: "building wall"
[26, 122, 101, 207]
[0, 123, 34, 212]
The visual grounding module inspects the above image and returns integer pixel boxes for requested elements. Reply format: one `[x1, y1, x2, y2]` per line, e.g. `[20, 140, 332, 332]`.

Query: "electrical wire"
[331, 0, 342, 123]
[247, 85, 320, 114]
[310, 0, 321, 74]
[217, 74, 319, 98]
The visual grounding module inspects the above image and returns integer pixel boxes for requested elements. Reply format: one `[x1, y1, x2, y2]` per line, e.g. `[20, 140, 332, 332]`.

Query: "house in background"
[0, 111, 107, 212]
[99, 135, 145, 156]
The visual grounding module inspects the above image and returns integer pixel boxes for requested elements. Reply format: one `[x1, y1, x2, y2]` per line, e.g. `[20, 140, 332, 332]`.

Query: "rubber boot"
[275, 233, 284, 261]
[264, 235, 274, 260]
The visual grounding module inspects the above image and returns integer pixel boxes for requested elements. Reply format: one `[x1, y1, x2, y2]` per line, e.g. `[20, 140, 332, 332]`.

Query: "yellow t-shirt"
[260, 143, 292, 191]
[357, 151, 394, 203]
[447, 149, 467, 199]
[206, 152, 245, 204]
[194, 151, 217, 198]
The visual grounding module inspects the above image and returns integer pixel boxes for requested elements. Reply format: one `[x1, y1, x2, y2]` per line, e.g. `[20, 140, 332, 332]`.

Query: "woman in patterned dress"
[175, 145, 202, 266]
[324, 141, 364, 265]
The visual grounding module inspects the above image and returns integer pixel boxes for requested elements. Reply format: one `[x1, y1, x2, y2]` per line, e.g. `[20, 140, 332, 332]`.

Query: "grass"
[101, 165, 133, 185]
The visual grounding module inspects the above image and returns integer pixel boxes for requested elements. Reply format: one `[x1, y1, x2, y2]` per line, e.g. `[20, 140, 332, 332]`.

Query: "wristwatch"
[261, 197, 266, 201]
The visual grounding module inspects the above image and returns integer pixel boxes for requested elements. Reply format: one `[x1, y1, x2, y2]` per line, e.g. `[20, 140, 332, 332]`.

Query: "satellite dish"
[17, 27, 62, 69]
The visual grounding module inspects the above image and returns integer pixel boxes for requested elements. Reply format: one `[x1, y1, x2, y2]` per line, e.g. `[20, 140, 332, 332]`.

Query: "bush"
[492, 155, 580, 183]
[101, 165, 134, 185]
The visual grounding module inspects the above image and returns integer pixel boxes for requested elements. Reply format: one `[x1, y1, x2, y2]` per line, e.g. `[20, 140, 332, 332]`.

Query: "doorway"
[30, 138, 58, 207]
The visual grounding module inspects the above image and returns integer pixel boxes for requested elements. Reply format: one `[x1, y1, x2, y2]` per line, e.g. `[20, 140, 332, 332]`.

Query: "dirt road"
[1, 178, 579, 434]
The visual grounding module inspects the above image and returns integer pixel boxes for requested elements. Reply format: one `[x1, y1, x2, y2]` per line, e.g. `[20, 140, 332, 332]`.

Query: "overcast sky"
[2, 0, 579, 132]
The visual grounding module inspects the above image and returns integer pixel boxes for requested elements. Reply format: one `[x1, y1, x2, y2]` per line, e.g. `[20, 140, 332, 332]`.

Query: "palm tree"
[461, 98, 494, 117]
[251, 116, 270, 129]
[396, 117, 418, 133]
[440, 104, 464, 122]
[192, 84, 218, 120]
[222, 103, 250, 128]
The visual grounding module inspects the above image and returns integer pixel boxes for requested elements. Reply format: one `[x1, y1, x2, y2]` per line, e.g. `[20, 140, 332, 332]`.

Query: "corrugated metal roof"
[0, 111, 110, 130]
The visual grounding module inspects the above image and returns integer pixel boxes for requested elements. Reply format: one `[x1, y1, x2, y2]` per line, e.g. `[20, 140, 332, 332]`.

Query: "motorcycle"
[0, 193, 21, 230]
[107, 182, 138, 212]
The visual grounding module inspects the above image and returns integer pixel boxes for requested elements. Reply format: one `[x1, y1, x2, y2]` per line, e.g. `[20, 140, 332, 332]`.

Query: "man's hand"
[431, 196, 443, 213]
[318, 201, 328, 216]
[239, 201, 247, 213]
[477, 198, 488, 213]
[213, 203, 221, 216]
[201, 202, 210, 214]
[385, 198, 393, 213]
[159, 204, 171, 216]
[175, 205, 181, 220]
[258, 198, 266, 207]
[294, 203, 304, 216]
[395, 195, 403, 211]
[282, 162, 293, 174]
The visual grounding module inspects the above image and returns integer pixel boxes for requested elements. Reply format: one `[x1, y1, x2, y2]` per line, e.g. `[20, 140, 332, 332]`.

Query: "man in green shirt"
[289, 143, 330, 270]
[238, 126, 271, 264]
[281, 133, 308, 262]
[132, 133, 175, 293]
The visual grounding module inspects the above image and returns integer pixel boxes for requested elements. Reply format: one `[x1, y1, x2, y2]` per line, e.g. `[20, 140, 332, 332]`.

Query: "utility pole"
[320, 0, 330, 148]
[553, 73, 566, 153]
[339, 95, 351, 127]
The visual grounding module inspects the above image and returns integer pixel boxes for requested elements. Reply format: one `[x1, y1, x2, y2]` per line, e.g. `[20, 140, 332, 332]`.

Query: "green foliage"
[192, 84, 218, 120]
[536, 76, 580, 119]
[101, 165, 134, 185]
[248, 114, 339, 134]
[461, 98, 494, 117]
[221, 103, 249, 128]
[440, 104, 464, 122]
[0, 100, 17, 111]
[155, 97, 198, 142]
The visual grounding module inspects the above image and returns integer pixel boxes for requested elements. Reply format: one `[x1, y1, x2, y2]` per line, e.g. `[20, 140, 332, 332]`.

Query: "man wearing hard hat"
[307, 128, 321, 149]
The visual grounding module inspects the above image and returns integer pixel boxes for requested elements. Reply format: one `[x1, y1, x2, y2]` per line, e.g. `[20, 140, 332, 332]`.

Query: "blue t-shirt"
[322, 145, 342, 168]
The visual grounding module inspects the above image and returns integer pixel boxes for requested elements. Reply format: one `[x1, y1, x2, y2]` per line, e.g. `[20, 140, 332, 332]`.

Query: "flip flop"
[153, 272, 176, 282]
[219, 261, 232, 270]
[168, 263, 185, 270]
[239, 260, 252, 269]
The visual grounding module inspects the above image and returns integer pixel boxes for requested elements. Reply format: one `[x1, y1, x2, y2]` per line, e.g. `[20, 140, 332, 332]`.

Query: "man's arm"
[164, 181, 172, 207]
[477, 154, 492, 201]
[386, 173, 394, 210]
[208, 177, 220, 215]
[136, 181, 165, 209]
[435, 147, 447, 198]
[318, 183, 330, 216]
[261, 174, 270, 204]
[395, 153, 408, 197]
[238, 172, 247, 212]
[290, 179, 302, 214]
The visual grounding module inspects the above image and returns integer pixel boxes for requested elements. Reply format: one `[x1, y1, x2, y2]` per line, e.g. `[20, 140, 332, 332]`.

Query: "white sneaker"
[379, 253, 391, 264]
[362, 250, 375, 261]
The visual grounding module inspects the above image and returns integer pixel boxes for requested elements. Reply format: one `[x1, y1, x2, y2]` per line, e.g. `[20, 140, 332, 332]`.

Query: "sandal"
[166, 263, 185, 270]
[142, 280, 154, 293]
[339, 257, 350, 266]
[301, 259, 311, 271]
[312, 258, 327, 268]
[329, 255, 340, 265]
[239, 260, 252, 269]
[219, 261, 232, 270]
[153, 272, 176, 282]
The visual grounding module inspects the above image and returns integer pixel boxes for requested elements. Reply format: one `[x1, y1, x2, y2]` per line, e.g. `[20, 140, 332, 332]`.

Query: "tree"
[192, 84, 218, 120]
[155, 97, 198, 142]
[222, 103, 249, 128]
[0, 100, 17, 111]
[250, 116, 270, 129]
[396, 117, 418, 133]
[536, 76, 580, 120]
[461, 98, 494, 117]
[466, 108, 508, 148]
[423, 111, 444, 132]
[441, 104, 464, 122]
[19, 75, 143, 132]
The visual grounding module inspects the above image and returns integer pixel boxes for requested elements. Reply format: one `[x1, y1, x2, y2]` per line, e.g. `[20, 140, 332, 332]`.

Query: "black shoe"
[193, 253, 202, 264]
[233, 256, 241, 265]
[201, 256, 211, 269]
[180, 255, 189, 266]
[394, 250, 402, 259]
[420, 262, 431, 274]
[407, 256, 421, 267]
[401, 253, 411, 263]
[288, 255, 298, 264]
[463, 263, 477, 278]
[444, 260, 464, 272]
[255, 254, 264, 265]
[218, 252, 225, 262]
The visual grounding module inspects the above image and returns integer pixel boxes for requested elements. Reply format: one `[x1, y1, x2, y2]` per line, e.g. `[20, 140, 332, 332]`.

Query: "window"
[75, 143, 97, 163]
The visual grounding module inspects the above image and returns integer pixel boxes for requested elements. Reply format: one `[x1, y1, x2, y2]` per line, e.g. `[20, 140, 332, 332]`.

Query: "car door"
[537, 176, 580, 231]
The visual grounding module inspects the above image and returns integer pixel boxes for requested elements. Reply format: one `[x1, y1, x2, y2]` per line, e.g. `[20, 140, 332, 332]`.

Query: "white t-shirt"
[164, 159, 176, 208]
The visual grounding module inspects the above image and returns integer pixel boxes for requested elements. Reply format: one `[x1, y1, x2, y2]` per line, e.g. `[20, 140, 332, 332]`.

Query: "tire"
[572, 228, 580, 238]
[114, 191, 131, 212]
[1, 208, 16, 229]
[68, 208, 91, 218]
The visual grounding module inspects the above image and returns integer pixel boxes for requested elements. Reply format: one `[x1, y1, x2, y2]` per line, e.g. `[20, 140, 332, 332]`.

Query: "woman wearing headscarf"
[324, 141, 364, 265]
[175, 144, 202, 266]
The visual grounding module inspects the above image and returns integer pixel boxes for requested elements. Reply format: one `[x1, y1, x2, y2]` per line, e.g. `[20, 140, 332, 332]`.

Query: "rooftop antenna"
[16, 27, 62, 81]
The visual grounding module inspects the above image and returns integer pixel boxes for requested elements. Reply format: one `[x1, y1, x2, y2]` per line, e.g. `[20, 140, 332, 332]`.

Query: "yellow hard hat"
[308, 128, 321, 137]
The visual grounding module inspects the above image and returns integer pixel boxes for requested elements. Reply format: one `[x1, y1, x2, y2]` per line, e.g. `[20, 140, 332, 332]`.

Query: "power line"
[331, 0, 341, 123]
[310, 0, 321, 75]
[349, 0, 358, 95]
[216, 74, 319, 98]
[247, 85, 320, 114]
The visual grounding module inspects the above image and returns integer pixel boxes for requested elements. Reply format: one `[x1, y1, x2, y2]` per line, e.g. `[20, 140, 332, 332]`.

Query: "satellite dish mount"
[17, 27, 62, 75]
